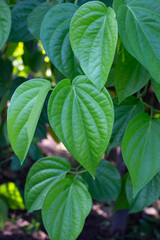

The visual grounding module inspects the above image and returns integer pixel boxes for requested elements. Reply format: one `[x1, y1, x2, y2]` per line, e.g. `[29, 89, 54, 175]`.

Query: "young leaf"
[83, 159, 121, 201]
[7, 79, 51, 164]
[115, 43, 150, 103]
[40, 3, 81, 79]
[24, 157, 71, 212]
[8, 0, 39, 42]
[122, 113, 160, 197]
[109, 96, 144, 150]
[114, 0, 160, 84]
[42, 177, 92, 240]
[126, 173, 160, 213]
[151, 79, 160, 103]
[27, 2, 51, 40]
[0, 0, 11, 50]
[70, 1, 118, 90]
[0, 182, 25, 210]
[48, 75, 114, 176]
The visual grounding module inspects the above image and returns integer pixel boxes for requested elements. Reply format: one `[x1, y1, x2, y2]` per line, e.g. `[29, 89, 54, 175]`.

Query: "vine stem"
[137, 83, 148, 98]
[140, 98, 160, 114]
[68, 169, 87, 175]
[0, 158, 12, 165]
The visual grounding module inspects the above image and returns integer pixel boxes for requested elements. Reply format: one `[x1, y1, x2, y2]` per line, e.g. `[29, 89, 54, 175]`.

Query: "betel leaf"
[109, 96, 144, 150]
[70, 1, 118, 90]
[48, 75, 114, 176]
[8, 0, 39, 42]
[114, 0, 160, 84]
[0, 0, 11, 50]
[83, 159, 121, 201]
[151, 79, 160, 103]
[42, 177, 92, 240]
[122, 113, 160, 197]
[126, 173, 160, 213]
[40, 3, 82, 79]
[115, 42, 150, 103]
[7, 79, 51, 164]
[25, 157, 71, 212]
[27, 2, 51, 40]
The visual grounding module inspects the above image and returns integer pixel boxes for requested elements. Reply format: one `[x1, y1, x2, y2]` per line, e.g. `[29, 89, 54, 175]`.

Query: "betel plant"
[1, 0, 160, 238]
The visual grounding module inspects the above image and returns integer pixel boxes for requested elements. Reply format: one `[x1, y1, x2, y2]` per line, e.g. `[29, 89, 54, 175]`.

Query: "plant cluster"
[0, 0, 160, 239]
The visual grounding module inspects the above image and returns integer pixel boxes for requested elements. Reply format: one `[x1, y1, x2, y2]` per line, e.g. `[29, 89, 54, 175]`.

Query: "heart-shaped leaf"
[8, 0, 39, 42]
[126, 173, 160, 213]
[7, 79, 51, 163]
[83, 159, 121, 201]
[25, 157, 71, 212]
[27, 2, 51, 40]
[40, 3, 82, 79]
[0, 0, 11, 50]
[48, 75, 114, 176]
[70, 1, 118, 90]
[114, 0, 160, 84]
[122, 113, 160, 197]
[115, 42, 150, 103]
[109, 96, 144, 150]
[42, 177, 92, 240]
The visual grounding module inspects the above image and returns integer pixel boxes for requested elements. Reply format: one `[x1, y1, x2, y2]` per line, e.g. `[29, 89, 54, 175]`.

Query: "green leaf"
[122, 113, 160, 197]
[126, 173, 160, 213]
[27, 2, 51, 40]
[0, 182, 25, 210]
[8, 0, 39, 42]
[7, 79, 51, 163]
[83, 159, 121, 201]
[114, 0, 160, 84]
[109, 96, 144, 150]
[25, 157, 71, 212]
[42, 177, 92, 240]
[48, 75, 114, 176]
[0, 198, 8, 229]
[115, 42, 150, 103]
[151, 79, 160, 103]
[40, 3, 81, 79]
[70, 1, 118, 90]
[0, 0, 11, 50]
[114, 173, 129, 211]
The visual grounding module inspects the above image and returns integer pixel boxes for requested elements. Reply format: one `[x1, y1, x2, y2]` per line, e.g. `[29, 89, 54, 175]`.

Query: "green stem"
[140, 98, 160, 114]
[68, 169, 87, 175]
[73, 164, 82, 171]
[137, 83, 148, 99]
[0, 158, 11, 165]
